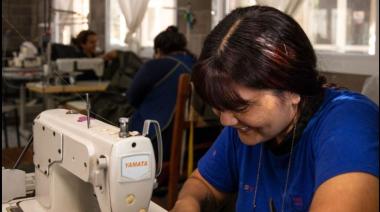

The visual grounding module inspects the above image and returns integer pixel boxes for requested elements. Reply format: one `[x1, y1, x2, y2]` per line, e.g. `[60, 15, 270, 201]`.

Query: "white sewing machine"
[2, 109, 167, 212]
[44, 58, 104, 85]
[54, 58, 104, 78]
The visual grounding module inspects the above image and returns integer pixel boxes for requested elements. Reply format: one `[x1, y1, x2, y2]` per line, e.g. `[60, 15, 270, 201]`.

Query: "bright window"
[52, 0, 90, 45]
[106, 0, 177, 57]
[302, 0, 377, 55]
[213, 0, 379, 75]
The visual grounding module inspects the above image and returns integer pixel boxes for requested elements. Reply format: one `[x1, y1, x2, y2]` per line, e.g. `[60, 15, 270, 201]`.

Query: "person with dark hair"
[153, 26, 196, 59]
[71, 29, 99, 58]
[69, 29, 101, 81]
[127, 26, 196, 162]
[170, 6, 378, 212]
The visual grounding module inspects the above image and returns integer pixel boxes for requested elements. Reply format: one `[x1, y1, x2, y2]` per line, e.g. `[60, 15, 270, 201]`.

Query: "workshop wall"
[321, 72, 370, 92]
[2, 0, 46, 53]
[2, 0, 105, 54]
[177, 0, 212, 57]
[1, 0, 372, 92]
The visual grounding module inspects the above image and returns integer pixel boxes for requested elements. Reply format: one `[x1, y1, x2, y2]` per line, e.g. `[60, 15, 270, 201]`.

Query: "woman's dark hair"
[192, 6, 326, 111]
[154, 26, 193, 56]
[71, 30, 97, 49]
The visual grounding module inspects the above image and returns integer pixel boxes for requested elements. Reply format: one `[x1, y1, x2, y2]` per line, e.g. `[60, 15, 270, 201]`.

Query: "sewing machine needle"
[86, 93, 90, 128]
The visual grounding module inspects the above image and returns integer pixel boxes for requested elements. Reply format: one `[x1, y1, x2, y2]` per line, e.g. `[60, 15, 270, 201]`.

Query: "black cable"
[13, 135, 33, 169]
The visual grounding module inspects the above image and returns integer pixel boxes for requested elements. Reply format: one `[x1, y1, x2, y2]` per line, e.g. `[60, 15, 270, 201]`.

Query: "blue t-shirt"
[198, 88, 379, 211]
[127, 53, 195, 160]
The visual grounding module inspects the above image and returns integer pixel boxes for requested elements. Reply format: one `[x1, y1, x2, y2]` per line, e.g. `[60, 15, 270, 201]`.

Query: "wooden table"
[26, 80, 109, 94]
[26, 81, 109, 109]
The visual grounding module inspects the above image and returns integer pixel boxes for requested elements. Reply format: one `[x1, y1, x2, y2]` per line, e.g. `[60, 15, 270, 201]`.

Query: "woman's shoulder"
[317, 88, 378, 117]
[307, 88, 378, 149]
[167, 52, 196, 62]
[143, 57, 179, 68]
[307, 89, 379, 188]
[304, 88, 378, 146]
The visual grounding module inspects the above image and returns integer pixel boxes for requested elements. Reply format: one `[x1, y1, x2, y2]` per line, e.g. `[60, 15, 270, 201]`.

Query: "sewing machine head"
[32, 109, 163, 212]
[54, 58, 104, 78]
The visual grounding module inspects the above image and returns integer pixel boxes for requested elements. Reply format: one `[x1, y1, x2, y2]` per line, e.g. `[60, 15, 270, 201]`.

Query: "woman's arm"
[170, 169, 228, 212]
[310, 172, 379, 212]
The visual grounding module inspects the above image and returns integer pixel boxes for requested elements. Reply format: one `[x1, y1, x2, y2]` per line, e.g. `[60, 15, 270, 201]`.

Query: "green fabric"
[91, 51, 143, 126]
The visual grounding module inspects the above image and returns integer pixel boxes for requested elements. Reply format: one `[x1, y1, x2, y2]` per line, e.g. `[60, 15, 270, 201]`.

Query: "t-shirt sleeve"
[314, 100, 379, 189]
[197, 127, 239, 193]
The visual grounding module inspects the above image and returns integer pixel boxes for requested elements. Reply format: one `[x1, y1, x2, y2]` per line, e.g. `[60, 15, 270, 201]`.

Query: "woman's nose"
[219, 111, 238, 126]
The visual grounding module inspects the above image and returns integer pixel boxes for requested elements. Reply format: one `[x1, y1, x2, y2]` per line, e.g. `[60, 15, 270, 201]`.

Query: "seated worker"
[126, 26, 196, 162]
[170, 6, 379, 212]
[70, 29, 102, 81]
[72, 30, 142, 82]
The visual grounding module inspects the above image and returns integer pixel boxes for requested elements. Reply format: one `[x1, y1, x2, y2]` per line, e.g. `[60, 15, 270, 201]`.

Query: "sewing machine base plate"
[2, 197, 167, 212]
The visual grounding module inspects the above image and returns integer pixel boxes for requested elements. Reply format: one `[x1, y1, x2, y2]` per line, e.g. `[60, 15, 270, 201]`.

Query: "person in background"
[127, 26, 196, 164]
[71, 29, 101, 80]
[71, 29, 100, 58]
[170, 6, 378, 212]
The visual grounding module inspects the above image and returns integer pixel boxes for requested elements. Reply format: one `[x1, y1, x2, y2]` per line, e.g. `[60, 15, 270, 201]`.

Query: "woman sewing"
[127, 26, 196, 162]
[71, 30, 100, 81]
[171, 6, 379, 212]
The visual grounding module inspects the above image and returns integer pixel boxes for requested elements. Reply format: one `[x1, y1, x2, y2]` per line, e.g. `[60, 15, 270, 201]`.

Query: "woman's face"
[81, 34, 98, 56]
[213, 85, 300, 146]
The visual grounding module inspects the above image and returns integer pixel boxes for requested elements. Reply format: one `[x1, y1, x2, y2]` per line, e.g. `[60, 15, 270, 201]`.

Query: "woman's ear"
[286, 92, 301, 105]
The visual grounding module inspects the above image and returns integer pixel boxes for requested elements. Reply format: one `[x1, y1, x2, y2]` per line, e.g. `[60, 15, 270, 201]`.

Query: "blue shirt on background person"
[126, 26, 197, 162]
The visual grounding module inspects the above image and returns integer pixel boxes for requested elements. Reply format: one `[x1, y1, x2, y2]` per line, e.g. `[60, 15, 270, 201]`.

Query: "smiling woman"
[211, 88, 300, 147]
[170, 5, 379, 212]
[71, 30, 98, 57]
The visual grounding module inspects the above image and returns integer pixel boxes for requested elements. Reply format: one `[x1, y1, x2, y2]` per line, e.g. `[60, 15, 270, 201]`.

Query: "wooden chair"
[153, 73, 220, 210]
[166, 73, 220, 209]
[167, 73, 192, 209]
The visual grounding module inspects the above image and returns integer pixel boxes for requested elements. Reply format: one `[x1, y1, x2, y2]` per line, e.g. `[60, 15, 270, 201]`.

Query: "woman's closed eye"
[212, 102, 256, 117]
[234, 101, 258, 114]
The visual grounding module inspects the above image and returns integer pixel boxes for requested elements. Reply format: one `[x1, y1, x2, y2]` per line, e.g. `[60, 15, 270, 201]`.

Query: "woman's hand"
[169, 169, 227, 212]
[102, 50, 118, 61]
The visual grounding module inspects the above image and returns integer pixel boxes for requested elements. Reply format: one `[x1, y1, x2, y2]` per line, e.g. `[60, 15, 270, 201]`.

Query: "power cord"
[13, 135, 33, 169]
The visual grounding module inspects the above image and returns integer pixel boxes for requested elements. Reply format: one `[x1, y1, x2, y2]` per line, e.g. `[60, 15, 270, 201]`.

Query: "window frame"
[212, 0, 379, 76]
[105, 0, 178, 58]
[105, 0, 126, 52]
[303, 0, 378, 76]
[51, 0, 90, 45]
